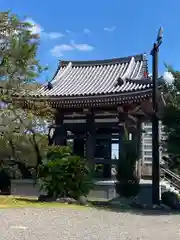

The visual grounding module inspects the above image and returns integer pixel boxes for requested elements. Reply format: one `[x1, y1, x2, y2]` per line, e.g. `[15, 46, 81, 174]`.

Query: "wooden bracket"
[128, 114, 138, 123]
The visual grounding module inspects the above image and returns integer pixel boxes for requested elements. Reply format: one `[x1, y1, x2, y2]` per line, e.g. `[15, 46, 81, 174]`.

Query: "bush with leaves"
[161, 67, 180, 174]
[38, 146, 94, 200]
[116, 129, 140, 198]
[0, 161, 11, 194]
[161, 191, 180, 209]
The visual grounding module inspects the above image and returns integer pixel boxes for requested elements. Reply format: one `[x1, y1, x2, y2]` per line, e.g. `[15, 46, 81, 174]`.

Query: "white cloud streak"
[71, 40, 94, 51]
[51, 41, 94, 57]
[25, 18, 42, 35]
[83, 28, 91, 34]
[51, 44, 74, 57]
[74, 43, 94, 51]
[104, 26, 116, 32]
[25, 18, 65, 39]
[66, 30, 72, 34]
[47, 32, 65, 39]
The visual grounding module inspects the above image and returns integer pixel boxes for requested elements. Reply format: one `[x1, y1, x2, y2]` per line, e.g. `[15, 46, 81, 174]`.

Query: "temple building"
[23, 53, 164, 179]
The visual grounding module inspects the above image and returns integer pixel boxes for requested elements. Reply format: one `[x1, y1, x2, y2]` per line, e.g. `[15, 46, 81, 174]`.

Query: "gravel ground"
[0, 207, 180, 240]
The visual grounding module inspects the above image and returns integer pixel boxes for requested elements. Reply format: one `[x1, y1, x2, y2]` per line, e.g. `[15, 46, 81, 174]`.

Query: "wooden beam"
[62, 105, 148, 119]
[128, 114, 138, 123]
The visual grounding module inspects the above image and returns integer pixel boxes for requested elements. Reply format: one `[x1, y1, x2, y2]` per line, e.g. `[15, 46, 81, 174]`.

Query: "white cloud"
[71, 41, 94, 51]
[25, 18, 64, 39]
[51, 44, 74, 57]
[51, 41, 94, 57]
[66, 30, 72, 33]
[75, 43, 94, 51]
[25, 18, 43, 35]
[163, 71, 174, 84]
[83, 28, 91, 34]
[47, 32, 65, 39]
[104, 26, 116, 32]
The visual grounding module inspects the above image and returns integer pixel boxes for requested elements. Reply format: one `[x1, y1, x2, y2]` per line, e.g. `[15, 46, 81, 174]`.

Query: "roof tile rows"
[34, 54, 152, 98]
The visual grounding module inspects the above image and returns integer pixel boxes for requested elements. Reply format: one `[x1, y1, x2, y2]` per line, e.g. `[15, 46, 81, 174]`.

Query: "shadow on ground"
[15, 197, 180, 216]
[14, 197, 39, 203]
[89, 198, 180, 216]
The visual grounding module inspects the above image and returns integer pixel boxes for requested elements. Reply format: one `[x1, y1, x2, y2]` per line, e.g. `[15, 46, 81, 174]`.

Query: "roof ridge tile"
[60, 54, 145, 67]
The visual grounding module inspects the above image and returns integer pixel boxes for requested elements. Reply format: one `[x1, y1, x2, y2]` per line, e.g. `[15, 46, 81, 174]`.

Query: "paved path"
[0, 207, 180, 240]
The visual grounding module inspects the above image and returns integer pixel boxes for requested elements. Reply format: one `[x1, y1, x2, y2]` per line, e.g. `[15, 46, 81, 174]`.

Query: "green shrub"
[38, 146, 94, 199]
[161, 191, 180, 209]
[0, 168, 11, 195]
[94, 164, 104, 178]
[116, 178, 140, 198]
[116, 139, 140, 198]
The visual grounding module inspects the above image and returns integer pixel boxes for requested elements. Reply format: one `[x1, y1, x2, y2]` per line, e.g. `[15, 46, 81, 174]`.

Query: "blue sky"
[1, 0, 180, 82]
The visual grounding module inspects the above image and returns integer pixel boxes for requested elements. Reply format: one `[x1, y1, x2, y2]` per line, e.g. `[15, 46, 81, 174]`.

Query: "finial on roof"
[47, 82, 53, 90]
[157, 27, 163, 43]
[143, 71, 148, 78]
[114, 77, 124, 87]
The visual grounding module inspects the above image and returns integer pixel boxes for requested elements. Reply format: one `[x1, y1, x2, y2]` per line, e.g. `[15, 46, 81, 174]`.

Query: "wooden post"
[136, 119, 142, 180]
[73, 134, 84, 157]
[102, 136, 112, 179]
[117, 110, 124, 162]
[85, 111, 95, 169]
[53, 111, 67, 146]
[132, 119, 142, 180]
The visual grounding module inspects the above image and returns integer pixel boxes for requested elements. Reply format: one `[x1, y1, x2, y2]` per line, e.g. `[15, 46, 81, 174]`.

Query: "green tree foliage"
[0, 133, 48, 165]
[116, 126, 140, 198]
[161, 67, 180, 173]
[38, 146, 94, 199]
[0, 11, 53, 168]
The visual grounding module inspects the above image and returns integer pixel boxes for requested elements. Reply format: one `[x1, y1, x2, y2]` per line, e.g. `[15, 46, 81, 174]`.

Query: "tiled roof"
[34, 54, 151, 98]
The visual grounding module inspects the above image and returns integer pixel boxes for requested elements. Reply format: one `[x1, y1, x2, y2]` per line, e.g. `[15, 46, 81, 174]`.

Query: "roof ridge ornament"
[114, 77, 125, 87]
[44, 62, 73, 91]
[47, 82, 53, 90]
[114, 57, 136, 88]
[44, 81, 53, 90]
[121, 57, 135, 80]
[52, 62, 72, 86]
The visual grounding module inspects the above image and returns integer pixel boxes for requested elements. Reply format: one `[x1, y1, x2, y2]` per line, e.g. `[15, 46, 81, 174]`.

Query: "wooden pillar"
[73, 134, 84, 157]
[85, 111, 95, 169]
[117, 111, 124, 161]
[136, 119, 142, 180]
[102, 136, 112, 179]
[53, 111, 67, 146]
[132, 119, 142, 179]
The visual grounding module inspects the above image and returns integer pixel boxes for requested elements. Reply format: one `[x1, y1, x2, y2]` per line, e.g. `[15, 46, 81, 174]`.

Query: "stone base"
[141, 163, 152, 178]
[141, 163, 164, 179]
[11, 179, 118, 201]
[89, 180, 117, 200]
[10, 179, 163, 203]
